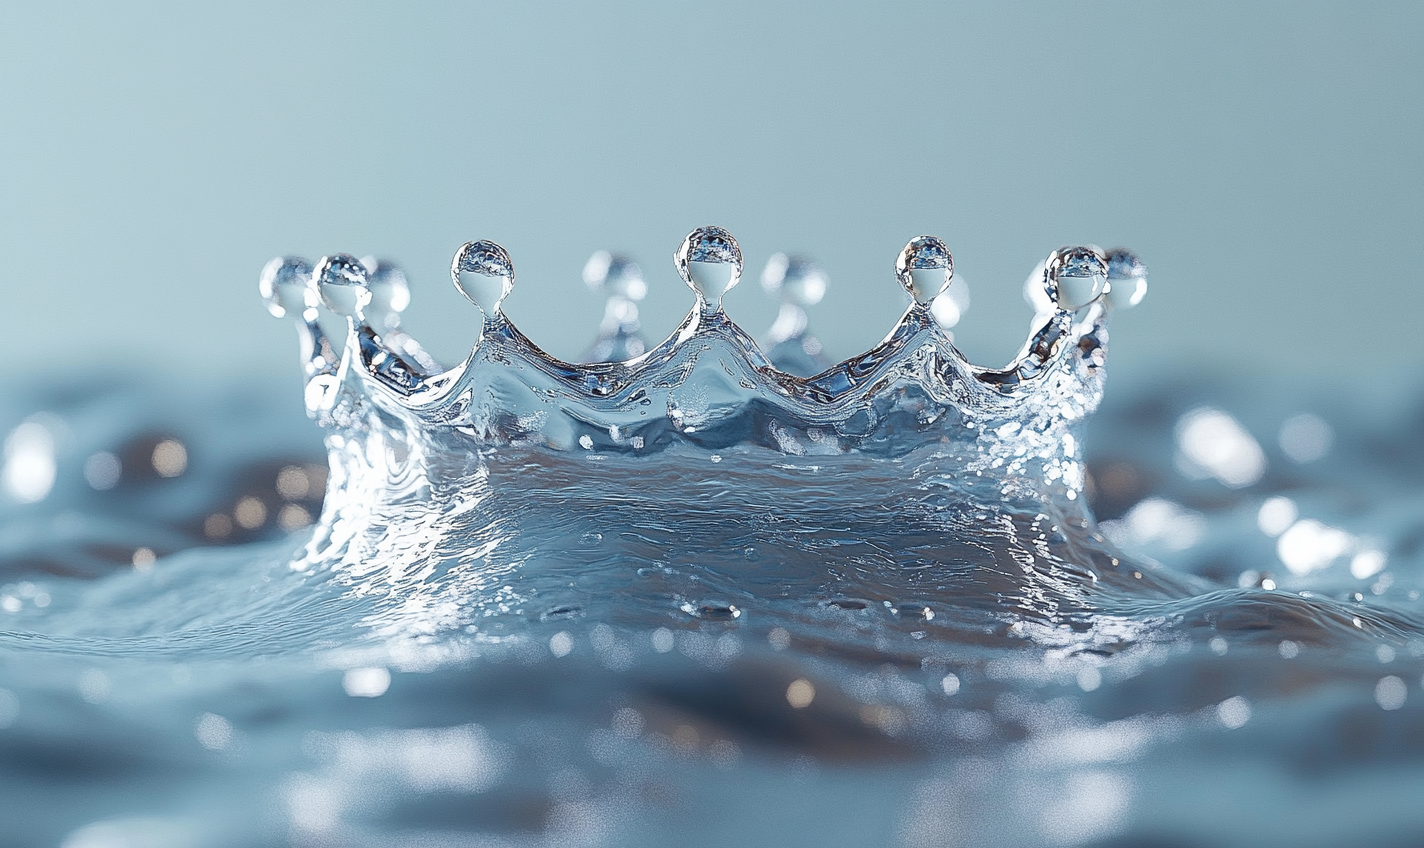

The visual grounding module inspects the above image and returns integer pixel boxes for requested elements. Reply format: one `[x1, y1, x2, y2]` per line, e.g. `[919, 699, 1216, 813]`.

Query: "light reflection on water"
[0, 373, 1421, 847]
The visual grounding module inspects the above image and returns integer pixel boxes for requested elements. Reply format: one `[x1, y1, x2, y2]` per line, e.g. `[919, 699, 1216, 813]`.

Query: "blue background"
[2, 2, 1420, 391]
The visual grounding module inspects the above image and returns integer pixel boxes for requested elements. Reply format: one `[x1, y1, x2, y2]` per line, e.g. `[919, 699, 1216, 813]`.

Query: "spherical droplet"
[1045, 246, 1107, 311]
[1104, 248, 1148, 310]
[583, 251, 647, 301]
[259, 256, 314, 318]
[362, 258, 412, 331]
[314, 254, 372, 318]
[675, 226, 742, 308]
[761, 254, 827, 307]
[895, 236, 953, 305]
[452, 240, 515, 319]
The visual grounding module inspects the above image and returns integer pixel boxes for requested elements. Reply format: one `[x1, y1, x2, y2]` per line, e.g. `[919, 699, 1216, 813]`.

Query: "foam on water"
[1, 230, 1422, 847]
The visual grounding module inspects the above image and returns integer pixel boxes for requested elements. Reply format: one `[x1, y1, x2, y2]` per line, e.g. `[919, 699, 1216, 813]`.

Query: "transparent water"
[2, 235, 1422, 847]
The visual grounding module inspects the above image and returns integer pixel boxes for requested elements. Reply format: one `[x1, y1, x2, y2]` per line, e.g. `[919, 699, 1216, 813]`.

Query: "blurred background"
[1, 1, 1420, 393]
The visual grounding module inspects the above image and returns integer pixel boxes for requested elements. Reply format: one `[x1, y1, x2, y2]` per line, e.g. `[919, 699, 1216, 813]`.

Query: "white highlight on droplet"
[1217, 696, 1251, 729]
[1277, 519, 1354, 575]
[612, 707, 643, 738]
[2, 417, 58, 503]
[1375, 676, 1407, 711]
[78, 669, 111, 704]
[83, 451, 122, 490]
[786, 678, 816, 709]
[342, 667, 391, 698]
[1350, 549, 1388, 580]
[549, 631, 573, 658]
[195, 712, 234, 750]
[651, 627, 675, 653]
[151, 439, 187, 477]
[1111, 497, 1205, 552]
[1175, 407, 1266, 488]
[0, 688, 17, 729]
[1256, 496, 1297, 537]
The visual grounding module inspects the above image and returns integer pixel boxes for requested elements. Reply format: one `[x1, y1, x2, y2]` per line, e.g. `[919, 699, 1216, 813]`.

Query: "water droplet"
[581, 251, 650, 362]
[452, 240, 515, 320]
[548, 632, 574, 657]
[651, 627, 676, 653]
[314, 254, 372, 318]
[894, 236, 953, 305]
[1104, 248, 1147, 310]
[151, 438, 187, 478]
[786, 678, 816, 709]
[1217, 695, 1251, 729]
[361, 258, 412, 332]
[675, 226, 742, 309]
[259, 256, 314, 318]
[83, 451, 121, 490]
[761, 254, 827, 307]
[1045, 246, 1107, 311]
[583, 251, 647, 301]
[760, 254, 833, 375]
[1375, 675, 1407, 710]
[234, 496, 268, 530]
[277, 504, 312, 530]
